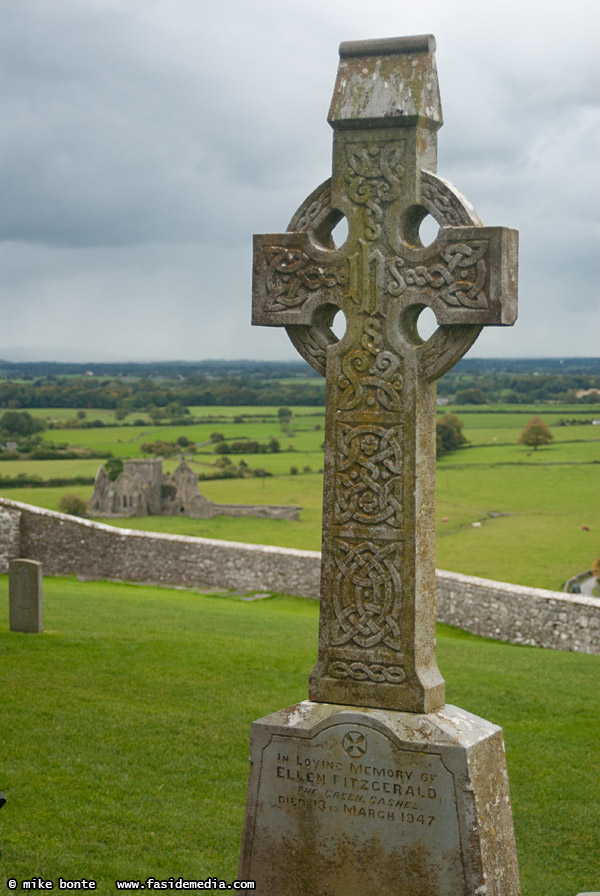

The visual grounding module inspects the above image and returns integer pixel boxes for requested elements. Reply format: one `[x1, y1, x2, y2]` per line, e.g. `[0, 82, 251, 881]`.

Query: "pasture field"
[36, 408, 325, 461]
[27, 407, 123, 424]
[0, 458, 102, 479]
[0, 404, 599, 590]
[26, 404, 322, 425]
[0, 577, 597, 895]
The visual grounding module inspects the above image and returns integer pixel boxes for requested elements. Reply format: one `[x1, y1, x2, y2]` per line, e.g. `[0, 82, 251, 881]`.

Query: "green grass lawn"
[0, 577, 597, 894]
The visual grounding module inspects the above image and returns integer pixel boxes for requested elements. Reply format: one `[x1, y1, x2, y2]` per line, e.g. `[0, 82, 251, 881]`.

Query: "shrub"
[105, 458, 124, 481]
[58, 494, 88, 517]
[0, 411, 44, 437]
[436, 414, 467, 457]
[455, 387, 487, 405]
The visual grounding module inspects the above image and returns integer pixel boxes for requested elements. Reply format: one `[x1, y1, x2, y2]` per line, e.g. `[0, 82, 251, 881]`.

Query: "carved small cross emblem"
[253, 36, 518, 713]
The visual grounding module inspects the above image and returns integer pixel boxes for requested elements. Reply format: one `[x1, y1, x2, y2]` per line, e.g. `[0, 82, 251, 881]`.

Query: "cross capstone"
[253, 35, 518, 713]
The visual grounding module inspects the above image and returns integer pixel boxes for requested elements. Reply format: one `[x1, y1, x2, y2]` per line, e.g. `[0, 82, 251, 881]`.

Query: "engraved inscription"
[260, 722, 461, 859]
[274, 753, 444, 832]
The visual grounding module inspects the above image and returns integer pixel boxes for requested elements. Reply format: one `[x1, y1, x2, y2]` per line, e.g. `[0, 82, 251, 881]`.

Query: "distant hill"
[451, 358, 600, 375]
[0, 357, 598, 380]
[0, 358, 319, 379]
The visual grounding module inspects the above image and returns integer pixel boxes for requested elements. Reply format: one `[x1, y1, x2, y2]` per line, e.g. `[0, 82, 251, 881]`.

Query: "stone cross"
[253, 35, 517, 713]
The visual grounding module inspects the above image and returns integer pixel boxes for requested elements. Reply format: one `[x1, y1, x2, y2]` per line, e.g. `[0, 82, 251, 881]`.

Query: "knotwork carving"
[421, 324, 483, 382]
[328, 661, 406, 684]
[262, 247, 349, 312]
[343, 140, 406, 241]
[280, 170, 484, 376]
[286, 325, 328, 377]
[388, 241, 489, 309]
[291, 182, 333, 233]
[335, 424, 402, 527]
[332, 540, 402, 651]
[337, 318, 403, 411]
[251, 41, 518, 713]
[421, 170, 483, 227]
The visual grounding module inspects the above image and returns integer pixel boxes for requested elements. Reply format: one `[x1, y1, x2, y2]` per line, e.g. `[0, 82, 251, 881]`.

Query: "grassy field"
[0, 576, 597, 894]
[1, 404, 599, 590]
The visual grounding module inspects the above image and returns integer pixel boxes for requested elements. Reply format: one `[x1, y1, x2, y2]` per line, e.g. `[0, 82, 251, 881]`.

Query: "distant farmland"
[0, 403, 598, 592]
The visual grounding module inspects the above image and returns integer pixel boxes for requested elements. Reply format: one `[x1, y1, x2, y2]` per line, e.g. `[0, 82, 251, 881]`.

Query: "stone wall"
[0, 506, 22, 572]
[0, 497, 598, 654]
[435, 569, 599, 654]
[190, 496, 301, 521]
[4, 498, 319, 598]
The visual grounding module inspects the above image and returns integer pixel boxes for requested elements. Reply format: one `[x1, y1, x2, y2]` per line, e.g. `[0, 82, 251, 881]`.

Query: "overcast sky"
[0, 0, 598, 362]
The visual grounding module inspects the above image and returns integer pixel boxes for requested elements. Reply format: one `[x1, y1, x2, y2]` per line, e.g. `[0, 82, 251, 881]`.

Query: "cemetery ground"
[0, 576, 597, 895]
[1, 403, 599, 591]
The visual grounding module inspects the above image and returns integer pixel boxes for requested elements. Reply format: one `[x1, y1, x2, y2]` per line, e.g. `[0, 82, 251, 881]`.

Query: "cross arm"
[393, 225, 518, 327]
[252, 233, 348, 327]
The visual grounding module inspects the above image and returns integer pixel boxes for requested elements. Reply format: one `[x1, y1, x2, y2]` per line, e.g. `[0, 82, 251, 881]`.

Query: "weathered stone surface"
[9, 558, 43, 633]
[239, 701, 520, 896]
[0, 506, 21, 573]
[252, 35, 517, 714]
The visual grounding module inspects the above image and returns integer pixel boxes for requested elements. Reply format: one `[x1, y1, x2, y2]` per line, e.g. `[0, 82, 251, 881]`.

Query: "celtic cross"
[253, 36, 518, 713]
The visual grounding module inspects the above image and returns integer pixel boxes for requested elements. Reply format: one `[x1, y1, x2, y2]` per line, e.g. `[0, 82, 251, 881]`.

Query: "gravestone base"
[239, 701, 520, 896]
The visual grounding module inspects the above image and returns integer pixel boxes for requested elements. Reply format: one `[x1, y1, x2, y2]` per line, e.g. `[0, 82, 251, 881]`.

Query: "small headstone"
[240, 35, 520, 894]
[9, 559, 43, 633]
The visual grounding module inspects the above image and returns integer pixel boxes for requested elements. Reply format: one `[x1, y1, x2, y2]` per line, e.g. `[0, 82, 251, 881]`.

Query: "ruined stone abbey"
[89, 458, 300, 521]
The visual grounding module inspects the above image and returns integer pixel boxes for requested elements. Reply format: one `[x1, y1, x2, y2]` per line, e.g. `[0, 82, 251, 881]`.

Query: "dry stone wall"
[0, 506, 22, 572]
[435, 569, 599, 654]
[5, 498, 319, 597]
[0, 497, 598, 654]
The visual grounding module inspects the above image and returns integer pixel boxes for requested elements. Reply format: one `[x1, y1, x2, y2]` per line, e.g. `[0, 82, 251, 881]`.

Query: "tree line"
[0, 374, 325, 410]
[0, 357, 598, 413]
